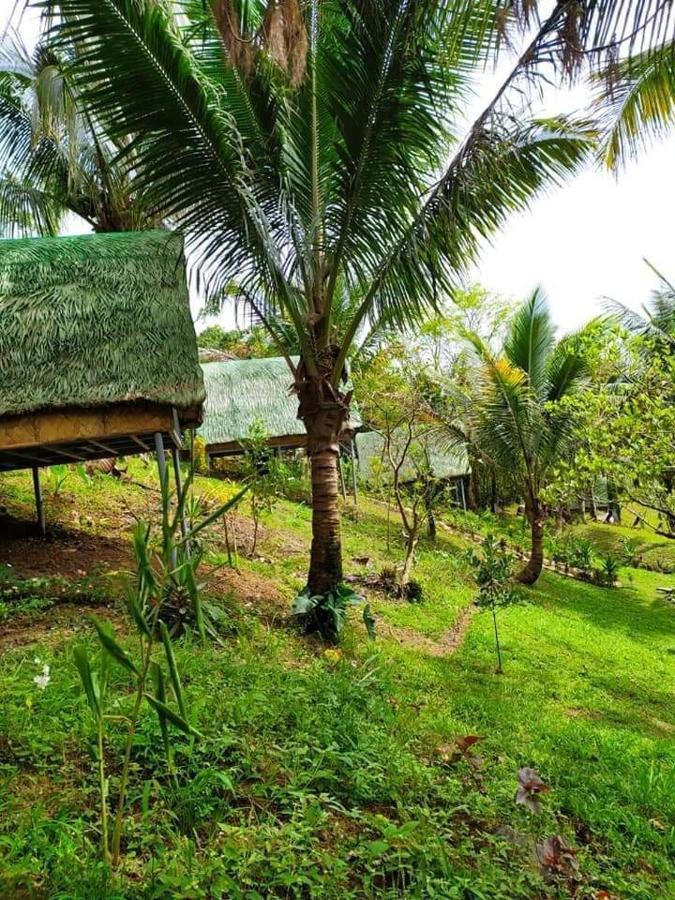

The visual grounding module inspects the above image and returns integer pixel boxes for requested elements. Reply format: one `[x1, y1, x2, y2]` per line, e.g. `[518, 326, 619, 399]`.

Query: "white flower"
[33, 663, 51, 691]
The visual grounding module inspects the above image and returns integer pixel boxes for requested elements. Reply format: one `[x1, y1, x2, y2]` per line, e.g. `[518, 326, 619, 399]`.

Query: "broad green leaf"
[159, 621, 187, 720]
[91, 618, 139, 676]
[363, 604, 377, 641]
[150, 662, 171, 764]
[291, 592, 319, 615]
[143, 693, 201, 738]
[73, 645, 101, 717]
[125, 590, 150, 638]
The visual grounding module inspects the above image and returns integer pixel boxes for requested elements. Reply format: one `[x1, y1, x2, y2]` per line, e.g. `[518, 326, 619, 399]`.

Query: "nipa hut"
[0, 229, 205, 534]
[198, 356, 361, 459]
[198, 356, 362, 498]
[355, 429, 471, 508]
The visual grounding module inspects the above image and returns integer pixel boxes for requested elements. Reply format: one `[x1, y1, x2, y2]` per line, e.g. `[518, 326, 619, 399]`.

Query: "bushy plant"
[241, 419, 282, 556]
[549, 534, 595, 574]
[618, 537, 641, 567]
[292, 584, 376, 644]
[594, 553, 621, 587]
[191, 434, 208, 475]
[73, 470, 246, 867]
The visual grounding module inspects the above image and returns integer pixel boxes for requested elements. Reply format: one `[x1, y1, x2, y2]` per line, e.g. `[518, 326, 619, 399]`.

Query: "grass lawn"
[0, 462, 673, 898]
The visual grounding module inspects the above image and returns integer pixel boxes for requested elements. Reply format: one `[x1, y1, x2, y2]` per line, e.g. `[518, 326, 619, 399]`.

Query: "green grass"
[0, 463, 673, 898]
[572, 521, 675, 574]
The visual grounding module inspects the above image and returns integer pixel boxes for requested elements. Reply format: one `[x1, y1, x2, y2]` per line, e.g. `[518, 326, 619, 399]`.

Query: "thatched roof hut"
[0, 229, 204, 474]
[355, 429, 470, 483]
[198, 356, 361, 457]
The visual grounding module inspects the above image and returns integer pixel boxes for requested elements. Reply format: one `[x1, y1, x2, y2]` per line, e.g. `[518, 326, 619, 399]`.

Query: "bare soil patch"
[0, 523, 130, 580]
[379, 602, 478, 657]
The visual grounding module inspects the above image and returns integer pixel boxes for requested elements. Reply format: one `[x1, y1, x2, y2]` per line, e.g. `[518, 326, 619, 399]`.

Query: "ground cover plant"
[0, 460, 673, 898]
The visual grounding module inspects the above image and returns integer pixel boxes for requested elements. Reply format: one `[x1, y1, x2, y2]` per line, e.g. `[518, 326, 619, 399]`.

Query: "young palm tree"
[41, 0, 666, 595]
[608, 261, 675, 356]
[468, 289, 588, 585]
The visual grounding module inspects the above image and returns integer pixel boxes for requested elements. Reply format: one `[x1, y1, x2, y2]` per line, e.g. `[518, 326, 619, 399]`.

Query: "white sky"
[3, 3, 672, 333]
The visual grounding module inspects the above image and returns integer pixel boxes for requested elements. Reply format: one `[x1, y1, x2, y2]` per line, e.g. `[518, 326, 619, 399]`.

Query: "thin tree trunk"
[517, 498, 544, 585]
[424, 482, 436, 540]
[400, 530, 419, 592]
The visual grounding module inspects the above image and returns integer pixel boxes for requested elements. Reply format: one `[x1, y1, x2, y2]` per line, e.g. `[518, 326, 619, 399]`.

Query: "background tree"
[467, 289, 588, 584]
[241, 418, 282, 557]
[356, 346, 444, 595]
[43, 0, 666, 599]
[0, 28, 159, 235]
[551, 283, 675, 538]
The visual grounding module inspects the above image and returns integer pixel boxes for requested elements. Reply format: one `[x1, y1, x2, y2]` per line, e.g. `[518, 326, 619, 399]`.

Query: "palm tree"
[468, 289, 588, 585]
[607, 261, 675, 356]
[0, 29, 160, 234]
[41, 0, 667, 596]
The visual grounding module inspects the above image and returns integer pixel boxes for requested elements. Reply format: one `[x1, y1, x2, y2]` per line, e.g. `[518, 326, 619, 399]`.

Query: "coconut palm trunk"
[518, 497, 545, 585]
[298, 371, 351, 594]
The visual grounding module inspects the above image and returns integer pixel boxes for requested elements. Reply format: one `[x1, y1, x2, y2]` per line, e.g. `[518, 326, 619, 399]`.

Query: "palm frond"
[503, 286, 555, 394]
[595, 39, 675, 168]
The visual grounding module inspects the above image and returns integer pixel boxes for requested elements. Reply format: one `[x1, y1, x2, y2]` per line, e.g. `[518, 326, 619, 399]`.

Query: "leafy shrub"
[549, 534, 595, 573]
[292, 584, 376, 643]
[618, 537, 641, 567]
[594, 553, 621, 587]
[191, 434, 208, 474]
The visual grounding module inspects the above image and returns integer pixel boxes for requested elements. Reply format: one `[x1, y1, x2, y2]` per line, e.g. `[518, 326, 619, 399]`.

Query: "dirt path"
[0, 601, 126, 651]
[380, 602, 478, 657]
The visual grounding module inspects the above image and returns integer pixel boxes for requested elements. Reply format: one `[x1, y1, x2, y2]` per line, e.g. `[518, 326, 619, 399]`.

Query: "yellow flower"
[323, 648, 343, 664]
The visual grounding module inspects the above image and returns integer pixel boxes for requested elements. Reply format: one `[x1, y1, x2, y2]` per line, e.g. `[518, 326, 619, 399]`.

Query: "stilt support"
[350, 439, 358, 506]
[32, 465, 46, 537]
[171, 445, 189, 548]
[154, 432, 177, 568]
[337, 454, 347, 501]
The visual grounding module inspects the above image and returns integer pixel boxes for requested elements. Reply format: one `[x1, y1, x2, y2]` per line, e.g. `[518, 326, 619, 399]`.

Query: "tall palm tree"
[0, 29, 160, 234]
[468, 289, 588, 585]
[40, 0, 668, 596]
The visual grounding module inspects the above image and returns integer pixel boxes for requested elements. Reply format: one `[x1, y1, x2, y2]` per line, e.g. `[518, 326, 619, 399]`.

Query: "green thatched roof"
[356, 429, 470, 482]
[198, 356, 361, 449]
[0, 229, 205, 418]
[199, 356, 303, 448]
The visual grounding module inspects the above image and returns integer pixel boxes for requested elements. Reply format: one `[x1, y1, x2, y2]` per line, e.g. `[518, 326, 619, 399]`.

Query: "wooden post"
[171, 446, 189, 547]
[459, 477, 467, 511]
[337, 454, 347, 501]
[350, 439, 358, 506]
[154, 433, 177, 568]
[32, 466, 45, 537]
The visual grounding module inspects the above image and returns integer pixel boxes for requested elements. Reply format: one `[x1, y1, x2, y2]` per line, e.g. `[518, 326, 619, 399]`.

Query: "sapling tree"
[468, 534, 520, 673]
[241, 418, 281, 557]
[356, 346, 444, 597]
